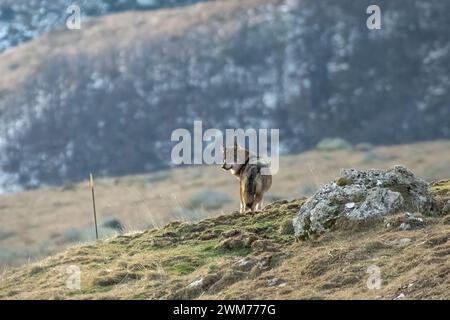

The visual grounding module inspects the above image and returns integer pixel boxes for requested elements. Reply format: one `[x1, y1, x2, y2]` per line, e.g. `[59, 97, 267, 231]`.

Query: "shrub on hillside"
[316, 138, 352, 151]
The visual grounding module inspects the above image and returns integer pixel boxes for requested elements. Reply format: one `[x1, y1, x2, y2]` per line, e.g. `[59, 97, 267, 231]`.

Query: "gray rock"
[385, 212, 426, 231]
[293, 166, 436, 239]
[187, 278, 203, 289]
[403, 212, 425, 230]
[168, 277, 206, 299]
[346, 188, 404, 220]
[394, 293, 406, 300]
[399, 223, 411, 231]
[267, 278, 285, 287]
[234, 257, 257, 271]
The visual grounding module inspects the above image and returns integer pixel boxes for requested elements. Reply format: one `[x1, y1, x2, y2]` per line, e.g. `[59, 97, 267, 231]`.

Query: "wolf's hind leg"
[239, 184, 245, 213]
[256, 200, 264, 211]
[253, 192, 263, 212]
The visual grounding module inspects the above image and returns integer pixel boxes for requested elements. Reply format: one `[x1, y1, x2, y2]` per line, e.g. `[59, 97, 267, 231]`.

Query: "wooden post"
[90, 173, 98, 240]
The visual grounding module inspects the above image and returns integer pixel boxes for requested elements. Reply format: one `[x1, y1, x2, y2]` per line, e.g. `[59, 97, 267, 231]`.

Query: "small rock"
[400, 213, 424, 230]
[267, 278, 284, 287]
[385, 212, 426, 231]
[405, 212, 424, 225]
[399, 223, 411, 231]
[168, 277, 205, 299]
[394, 293, 405, 300]
[234, 257, 257, 271]
[187, 278, 203, 289]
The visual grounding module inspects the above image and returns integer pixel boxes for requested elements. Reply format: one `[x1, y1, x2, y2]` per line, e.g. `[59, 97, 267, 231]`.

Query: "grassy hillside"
[0, 180, 449, 299]
[1, 140, 449, 267]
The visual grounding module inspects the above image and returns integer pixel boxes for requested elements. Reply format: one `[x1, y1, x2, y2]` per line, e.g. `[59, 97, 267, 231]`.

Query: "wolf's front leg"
[239, 185, 245, 213]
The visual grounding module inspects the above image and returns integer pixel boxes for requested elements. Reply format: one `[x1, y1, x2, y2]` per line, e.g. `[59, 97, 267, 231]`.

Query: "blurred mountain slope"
[0, 0, 211, 53]
[0, 0, 449, 189]
[0, 0, 228, 93]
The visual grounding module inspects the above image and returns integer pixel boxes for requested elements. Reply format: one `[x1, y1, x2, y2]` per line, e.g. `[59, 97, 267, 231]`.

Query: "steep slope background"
[0, 0, 449, 190]
[0, 0, 211, 52]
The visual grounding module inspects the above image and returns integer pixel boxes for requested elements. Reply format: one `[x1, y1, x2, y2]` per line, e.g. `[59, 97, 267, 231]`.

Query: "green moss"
[431, 180, 450, 199]
[214, 246, 252, 257]
[168, 261, 198, 275]
[336, 177, 351, 186]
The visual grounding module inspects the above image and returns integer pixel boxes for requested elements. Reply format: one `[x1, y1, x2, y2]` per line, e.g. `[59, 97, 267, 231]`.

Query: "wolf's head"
[221, 143, 253, 174]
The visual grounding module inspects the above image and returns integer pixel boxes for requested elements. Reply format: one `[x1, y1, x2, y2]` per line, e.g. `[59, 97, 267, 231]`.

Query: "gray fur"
[244, 165, 259, 208]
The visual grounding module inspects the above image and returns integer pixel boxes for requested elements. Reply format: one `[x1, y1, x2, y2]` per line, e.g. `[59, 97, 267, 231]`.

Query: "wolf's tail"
[244, 166, 259, 209]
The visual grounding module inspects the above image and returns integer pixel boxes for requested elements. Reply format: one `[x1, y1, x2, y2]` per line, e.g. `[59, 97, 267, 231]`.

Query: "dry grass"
[0, 140, 449, 267]
[0, 187, 449, 299]
[211, 214, 450, 300]
[0, 141, 448, 299]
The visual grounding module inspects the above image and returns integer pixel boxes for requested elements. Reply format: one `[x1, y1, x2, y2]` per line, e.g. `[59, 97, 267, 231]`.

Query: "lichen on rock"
[293, 166, 437, 239]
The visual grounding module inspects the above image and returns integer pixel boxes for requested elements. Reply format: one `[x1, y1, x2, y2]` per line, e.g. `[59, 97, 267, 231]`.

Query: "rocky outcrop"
[293, 166, 437, 239]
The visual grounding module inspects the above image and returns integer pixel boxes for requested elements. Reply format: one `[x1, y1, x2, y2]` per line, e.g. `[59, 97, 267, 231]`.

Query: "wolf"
[221, 143, 272, 213]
